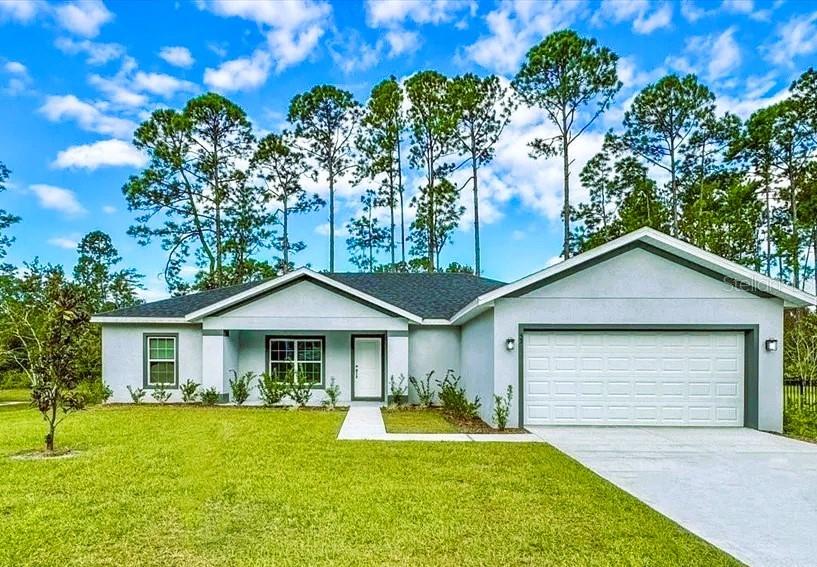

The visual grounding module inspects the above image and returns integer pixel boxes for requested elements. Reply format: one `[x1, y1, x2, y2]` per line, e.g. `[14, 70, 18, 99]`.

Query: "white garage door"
[523, 331, 744, 426]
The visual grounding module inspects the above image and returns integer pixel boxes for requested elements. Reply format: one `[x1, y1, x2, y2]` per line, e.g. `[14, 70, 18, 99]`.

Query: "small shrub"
[151, 382, 171, 404]
[322, 377, 341, 410]
[78, 379, 113, 404]
[180, 380, 200, 403]
[437, 369, 481, 420]
[258, 372, 288, 406]
[228, 370, 255, 406]
[287, 368, 313, 407]
[388, 374, 407, 407]
[409, 371, 434, 408]
[493, 385, 513, 430]
[126, 385, 145, 404]
[784, 399, 817, 440]
[199, 387, 220, 406]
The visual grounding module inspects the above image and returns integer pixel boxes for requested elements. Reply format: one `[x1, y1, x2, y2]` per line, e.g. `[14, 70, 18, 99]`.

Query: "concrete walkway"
[337, 406, 542, 442]
[529, 426, 817, 567]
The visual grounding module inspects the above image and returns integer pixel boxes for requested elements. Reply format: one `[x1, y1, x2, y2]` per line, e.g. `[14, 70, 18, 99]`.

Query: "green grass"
[0, 405, 738, 566]
[784, 402, 817, 441]
[381, 408, 460, 433]
[0, 388, 30, 403]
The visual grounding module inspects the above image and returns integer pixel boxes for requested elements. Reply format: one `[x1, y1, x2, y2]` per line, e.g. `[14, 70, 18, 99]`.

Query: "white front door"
[353, 337, 383, 400]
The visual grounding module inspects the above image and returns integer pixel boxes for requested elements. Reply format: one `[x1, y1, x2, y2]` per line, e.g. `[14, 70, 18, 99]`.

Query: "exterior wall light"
[506, 337, 516, 351]
[765, 338, 778, 352]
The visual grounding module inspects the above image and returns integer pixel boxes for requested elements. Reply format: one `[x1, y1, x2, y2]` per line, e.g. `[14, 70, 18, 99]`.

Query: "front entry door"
[353, 336, 383, 400]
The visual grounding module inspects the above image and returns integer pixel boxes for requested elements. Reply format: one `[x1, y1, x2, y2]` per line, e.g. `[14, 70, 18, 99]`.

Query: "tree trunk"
[427, 144, 436, 272]
[471, 142, 481, 275]
[329, 170, 335, 273]
[670, 144, 678, 237]
[389, 168, 396, 265]
[397, 134, 405, 264]
[765, 178, 771, 278]
[282, 198, 289, 272]
[561, 128, 571, 260]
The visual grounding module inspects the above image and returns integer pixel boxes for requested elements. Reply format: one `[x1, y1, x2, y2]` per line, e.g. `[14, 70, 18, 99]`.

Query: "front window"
[268, 337, 324, 386]
[146, 335, 177, 387]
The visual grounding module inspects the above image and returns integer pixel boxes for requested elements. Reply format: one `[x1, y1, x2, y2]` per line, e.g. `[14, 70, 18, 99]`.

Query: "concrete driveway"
[529, 427, 817, 567]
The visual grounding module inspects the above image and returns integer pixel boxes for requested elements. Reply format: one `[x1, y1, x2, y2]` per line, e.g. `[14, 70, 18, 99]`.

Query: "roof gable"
[451, 228, 814, 323]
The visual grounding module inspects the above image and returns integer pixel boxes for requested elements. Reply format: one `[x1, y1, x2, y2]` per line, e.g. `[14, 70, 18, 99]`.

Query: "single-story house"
[92, 228, 815, 432]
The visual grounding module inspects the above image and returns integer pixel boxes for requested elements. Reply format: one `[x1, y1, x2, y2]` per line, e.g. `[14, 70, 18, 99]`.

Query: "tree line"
[1, 30, 817, 378]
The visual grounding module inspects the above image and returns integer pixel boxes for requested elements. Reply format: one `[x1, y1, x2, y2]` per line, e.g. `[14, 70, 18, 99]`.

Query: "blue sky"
[1, 0, 816, 300]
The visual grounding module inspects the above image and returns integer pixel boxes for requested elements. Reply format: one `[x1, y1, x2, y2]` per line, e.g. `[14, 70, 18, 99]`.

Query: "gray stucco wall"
[459, 309, 495, 424]
[408, 325, 460, 403]
[492, 247, 785, 431]
[101, 323, 202, 403]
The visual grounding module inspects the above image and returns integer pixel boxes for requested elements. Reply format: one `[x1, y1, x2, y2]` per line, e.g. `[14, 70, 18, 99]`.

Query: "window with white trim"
[146, 335, 177, 387]
[268, 337, 324, 385]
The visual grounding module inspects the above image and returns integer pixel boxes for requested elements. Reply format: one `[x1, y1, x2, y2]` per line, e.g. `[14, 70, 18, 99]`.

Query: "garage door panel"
[523, 330, 744, 427]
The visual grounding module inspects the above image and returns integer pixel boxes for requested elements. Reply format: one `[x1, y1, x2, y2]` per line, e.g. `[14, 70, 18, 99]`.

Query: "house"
[92, 228, 815, 432]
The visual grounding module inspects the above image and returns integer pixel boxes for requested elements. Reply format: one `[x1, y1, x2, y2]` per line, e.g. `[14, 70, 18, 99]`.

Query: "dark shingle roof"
[325, 272, 504, 319]
[95, 272, 505, 320]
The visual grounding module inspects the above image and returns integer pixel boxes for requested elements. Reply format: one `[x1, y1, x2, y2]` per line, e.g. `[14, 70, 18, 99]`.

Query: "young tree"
[0, 161, 20, 266]
[513, 30, 620, 259]
[346, 189, 389, 272]
[0, 269, 90, 451]
[253, 132, 325, 271]
[73, 231, 143, 312]
[288, 86, 360, 272]
[449, 73, 514, 275]
[620, 74, 715, 236]
[357, 77, 406, 265]
[405, 71, 459, 271]
[410, 178, 464, 269]
[729, 107, 778, 276]
[124, 93, 257, 294]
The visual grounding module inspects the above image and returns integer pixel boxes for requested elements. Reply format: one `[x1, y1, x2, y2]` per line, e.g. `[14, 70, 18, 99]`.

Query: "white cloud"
[0, 0, 41, 23]
[159, 46, 195, 68]
[666, 27, 741, 82]
[54, 0, 113, 37]
[102, 205, 116, 214]
[203, 49, 272, 92]
[365, 0, 474, 27]
[4, 61, 26, 74]
[29, 184, 87, 216]
[384, 29, 420, 57]
[328, 30, 381, 73]
[314, 222, 349, 237]
[47, 236, 79, 249]
[39, 94, 137, 138]
[3, 60, 32, 95]
[465, 0, 584, 74]
[201, 0, 332, 72]
[132, 71, 197, 97]
[592, 0, 673, 35]
[764, 11, 817, 67]
[55, 37, 124, 64]
[52, 138, 146, 170]
[88, 73, 147, 107]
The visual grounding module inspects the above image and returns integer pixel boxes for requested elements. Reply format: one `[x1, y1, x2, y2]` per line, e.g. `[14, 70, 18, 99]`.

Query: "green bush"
[228, 370, 255, 406]
[126, 385, 145, 404]
[151, 382, 171, 404]
[286, 368, 313, 407]
[388, 374, 407, 407]
[493, 385, 513, 430]
[322, 377, 341, 410]
[784, 400, 817, 440]
[77, 379, 113, 405]
[180, 380, 200, 403]
[437, 370, 481, 420]
[199, 387, 220, 406]
[409, 371, 434, 408]
[258, 372, 288, 406]
[0, 370, 30, 389]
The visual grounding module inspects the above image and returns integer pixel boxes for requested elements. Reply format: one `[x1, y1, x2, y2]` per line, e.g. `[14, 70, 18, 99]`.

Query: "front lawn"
[0, 405, 738, 566]
[0, 388, 29, 403]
